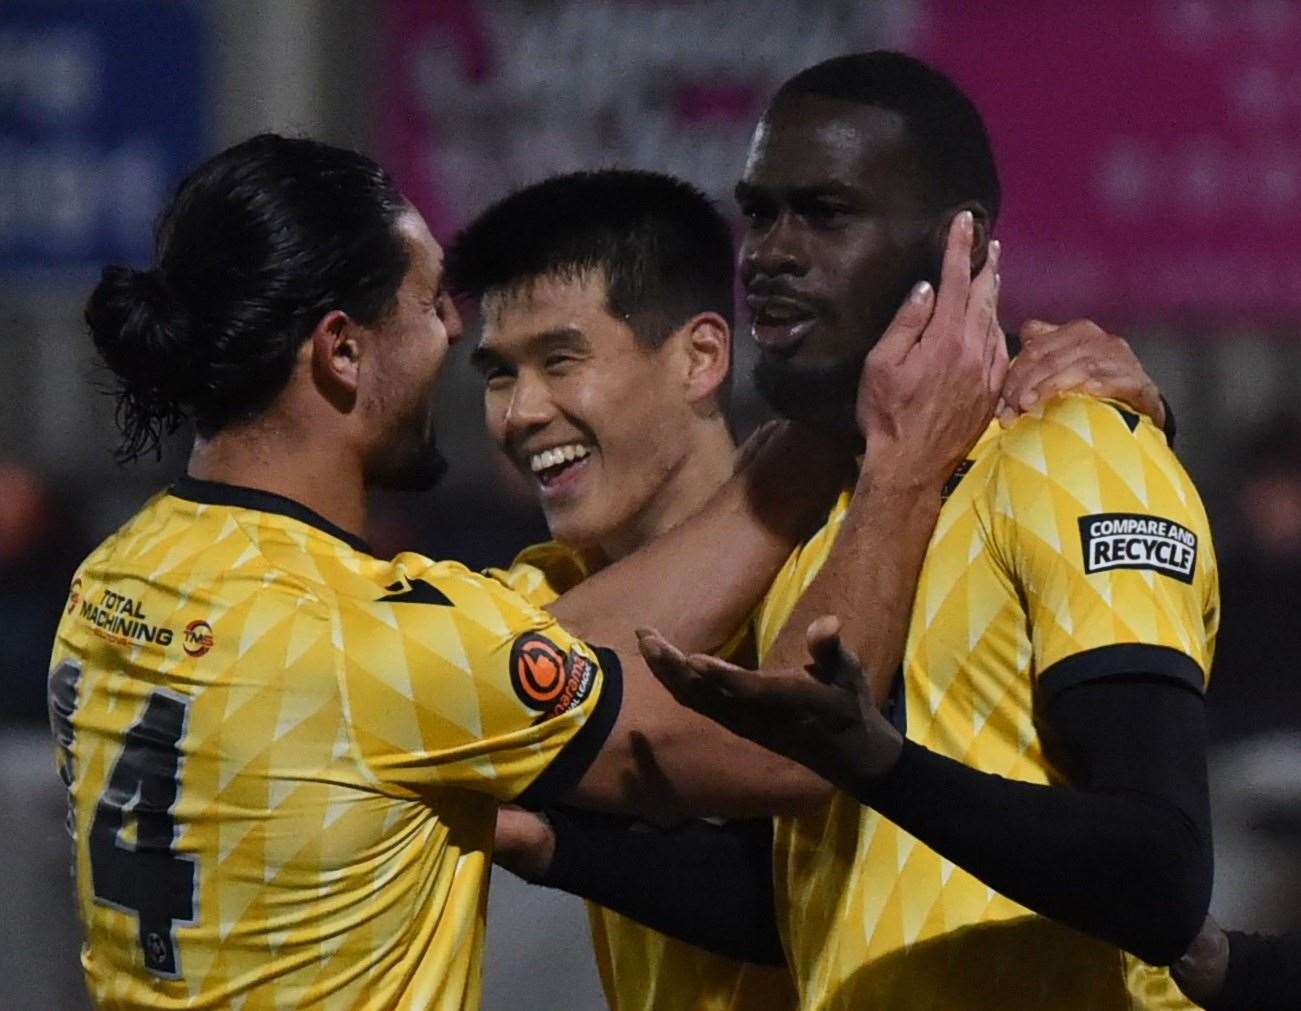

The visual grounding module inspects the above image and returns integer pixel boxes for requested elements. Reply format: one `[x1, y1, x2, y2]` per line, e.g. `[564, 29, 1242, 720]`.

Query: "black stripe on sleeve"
[515, 645, 623, 810]
[1038, 643, 1205, 708]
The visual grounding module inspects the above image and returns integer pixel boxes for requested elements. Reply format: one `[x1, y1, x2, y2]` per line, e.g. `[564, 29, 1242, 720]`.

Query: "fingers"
[1003, 348, 1100, 415]
[1000, 318, 1161, 425]
[1002, 320, 1092, 417]
[970, 240, 1001, 387]
[1019, 318, 1057, 344]
[803, 615, 863, 690]
[688, 652, 851, 724]
[733, 419, 782, 472]
[637, 627, 693, 689]
[870, 279, 935, 367]
[925, 210, 975, 344]
[638, 628, 735, 726]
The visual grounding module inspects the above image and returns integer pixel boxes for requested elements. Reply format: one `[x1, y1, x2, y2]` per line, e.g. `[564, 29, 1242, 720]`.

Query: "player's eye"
[483, 366, 514, 390]
[739, 199, 777, 226]
[544, 352, 579, 374]
[799, 200, 852, 228]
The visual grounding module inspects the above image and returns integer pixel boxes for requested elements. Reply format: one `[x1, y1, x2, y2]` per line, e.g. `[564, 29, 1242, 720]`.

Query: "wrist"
[861, 441, 951, 498]
[856, 460, 945, 508]
[849, 730, 910, 804]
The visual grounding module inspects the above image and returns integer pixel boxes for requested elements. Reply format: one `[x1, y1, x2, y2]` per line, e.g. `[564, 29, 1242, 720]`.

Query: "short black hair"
[775, 51, 1000, 225]
[84, 133, 410, 461]
[445, 169, 735, 348]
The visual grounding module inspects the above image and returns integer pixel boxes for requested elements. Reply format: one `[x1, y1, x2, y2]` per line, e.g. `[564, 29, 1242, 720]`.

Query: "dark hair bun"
[85, 265, 194, 460]
[85, 133, 409, 461]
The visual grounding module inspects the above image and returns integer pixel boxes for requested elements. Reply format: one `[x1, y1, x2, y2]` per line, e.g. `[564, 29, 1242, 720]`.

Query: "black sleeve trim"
[514, 645, 623, 810]
[1160, 394, 1177, 447]
[1038, 643, 1205, 707]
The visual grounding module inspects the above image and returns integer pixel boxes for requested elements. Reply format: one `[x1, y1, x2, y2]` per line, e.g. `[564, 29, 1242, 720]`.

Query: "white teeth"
[528, 443, 591, 473]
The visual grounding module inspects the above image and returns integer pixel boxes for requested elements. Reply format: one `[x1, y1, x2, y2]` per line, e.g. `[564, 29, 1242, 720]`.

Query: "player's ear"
[676, 312, 731, 415]
[308, 309, 361, 411]
[929, 201, 992, 278]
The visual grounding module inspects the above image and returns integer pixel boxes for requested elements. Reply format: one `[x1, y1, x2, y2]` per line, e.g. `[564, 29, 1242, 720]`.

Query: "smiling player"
[51, 132, 1018, 1010]
[447, 166, 1179, 1011]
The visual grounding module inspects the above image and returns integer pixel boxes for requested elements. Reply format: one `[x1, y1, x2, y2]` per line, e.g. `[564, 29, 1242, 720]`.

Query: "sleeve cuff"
[1160, 394, 1177, 447]
[514, 645, 623, 810]
[1038, 643, 1205, 708]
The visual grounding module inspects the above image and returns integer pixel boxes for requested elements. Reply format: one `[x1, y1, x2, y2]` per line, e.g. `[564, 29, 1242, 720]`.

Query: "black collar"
[169, 476, 373, 554]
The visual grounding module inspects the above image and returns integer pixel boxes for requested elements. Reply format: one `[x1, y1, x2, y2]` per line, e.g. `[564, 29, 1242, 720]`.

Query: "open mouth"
[748, 297, 817, 356]
[528, 443, 593, 493]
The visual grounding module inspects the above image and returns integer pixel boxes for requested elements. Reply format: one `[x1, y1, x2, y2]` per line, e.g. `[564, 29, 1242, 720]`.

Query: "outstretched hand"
[636, 617, 904, 795]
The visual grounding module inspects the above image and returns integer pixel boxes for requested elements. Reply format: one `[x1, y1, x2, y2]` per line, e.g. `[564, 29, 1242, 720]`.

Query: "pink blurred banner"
[915, 1, 1301, 325]
[378, 0, 882, 240]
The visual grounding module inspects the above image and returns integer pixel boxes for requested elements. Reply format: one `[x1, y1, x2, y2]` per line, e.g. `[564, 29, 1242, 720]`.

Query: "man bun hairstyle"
[84, 133, 410, 461]
[776, 51, 1001, 226]
[445, 169, 735, 349]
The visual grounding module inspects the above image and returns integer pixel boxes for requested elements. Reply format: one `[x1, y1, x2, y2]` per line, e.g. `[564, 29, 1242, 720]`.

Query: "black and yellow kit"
[49, 479, 619, 1010]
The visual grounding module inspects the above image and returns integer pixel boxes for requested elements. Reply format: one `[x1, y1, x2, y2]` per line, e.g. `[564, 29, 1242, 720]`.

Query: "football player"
[51, 131, 997, 1009]
[448, 166, 1177, 1011]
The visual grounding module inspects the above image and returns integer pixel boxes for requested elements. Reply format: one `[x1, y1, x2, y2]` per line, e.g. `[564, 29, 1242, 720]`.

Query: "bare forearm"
[763, 470, 944, 703]
[567, 661, 832, 820]
[551, 424, 845, 654]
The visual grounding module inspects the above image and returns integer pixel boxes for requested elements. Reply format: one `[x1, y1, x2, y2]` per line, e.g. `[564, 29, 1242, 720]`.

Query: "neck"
[187, 416, 368, 538]
[598, 416, 737, 562]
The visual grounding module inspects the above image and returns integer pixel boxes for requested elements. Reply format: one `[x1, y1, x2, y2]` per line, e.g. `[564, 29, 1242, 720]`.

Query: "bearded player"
[447, 167, 1179, 1011]
[51, 131, 1015, 1009]
[634, 50, 1218, 1010]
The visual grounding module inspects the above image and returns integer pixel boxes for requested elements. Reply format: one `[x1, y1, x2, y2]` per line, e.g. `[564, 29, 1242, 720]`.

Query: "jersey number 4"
[50, 661, 198, 979]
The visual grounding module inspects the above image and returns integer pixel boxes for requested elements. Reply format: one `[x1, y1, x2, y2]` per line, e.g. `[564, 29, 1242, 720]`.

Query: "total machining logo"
[1078, 512, 1197, 585]
[78, 589, 174, 646]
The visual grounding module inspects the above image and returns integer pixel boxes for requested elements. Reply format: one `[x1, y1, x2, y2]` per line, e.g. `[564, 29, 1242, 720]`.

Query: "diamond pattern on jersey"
[495, 542, 799, 1011]
[760, 396, 1218, 1011]
[51, 491, 611, 1010]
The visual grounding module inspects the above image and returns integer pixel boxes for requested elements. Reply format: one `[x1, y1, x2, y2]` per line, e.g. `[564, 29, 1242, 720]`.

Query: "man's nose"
[502, 371, 554, 438]
[742, 210, 809, 279]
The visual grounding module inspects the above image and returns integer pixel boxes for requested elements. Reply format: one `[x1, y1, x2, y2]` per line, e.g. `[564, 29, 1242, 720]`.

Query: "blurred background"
[2, 1, 1298, 1007]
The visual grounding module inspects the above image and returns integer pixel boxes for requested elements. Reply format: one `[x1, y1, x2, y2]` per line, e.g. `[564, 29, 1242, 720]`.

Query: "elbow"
[1133, 896, 1211, 967]
[1129, 840, 1213, 966]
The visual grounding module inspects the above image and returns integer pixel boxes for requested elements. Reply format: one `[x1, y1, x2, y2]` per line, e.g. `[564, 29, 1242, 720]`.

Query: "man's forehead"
[742, 95, 913, 187]
[478, 268, 624, 351]
[480, 268, 611, 336]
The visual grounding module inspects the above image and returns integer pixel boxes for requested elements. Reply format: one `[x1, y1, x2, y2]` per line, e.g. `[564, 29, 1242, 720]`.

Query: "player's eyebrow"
[470, 326, 590, 375]
[736, 179, 864, 204]
[734, 180, 763, 205]
[469, 344, 506, 375]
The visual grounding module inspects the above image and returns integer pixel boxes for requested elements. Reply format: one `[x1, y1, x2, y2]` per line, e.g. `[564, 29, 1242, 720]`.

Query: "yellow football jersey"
[756, 395, 1218, 1011]
[48, 478, 620, 1010]
[492, 542, 798, 1011]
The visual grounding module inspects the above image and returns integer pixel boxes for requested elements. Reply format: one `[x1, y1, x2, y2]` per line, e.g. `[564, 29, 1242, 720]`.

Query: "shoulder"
[993, 393, 1166, 463]
[335, 551, 559, 642]
[984, 394, 1215, 591]
[986, 393, 1198, 507]
[484, 540, 592, 606]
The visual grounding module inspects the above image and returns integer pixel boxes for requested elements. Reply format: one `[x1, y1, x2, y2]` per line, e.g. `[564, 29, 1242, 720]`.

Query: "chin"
[753, 353, 860, 436]
[543, 508, 603, 553]
[370, 444, 450, 493]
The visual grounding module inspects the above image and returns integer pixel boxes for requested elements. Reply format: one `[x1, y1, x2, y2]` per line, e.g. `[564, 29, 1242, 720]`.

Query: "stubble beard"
[753, 351, 862, 440]
[367, 390, 449, 493]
